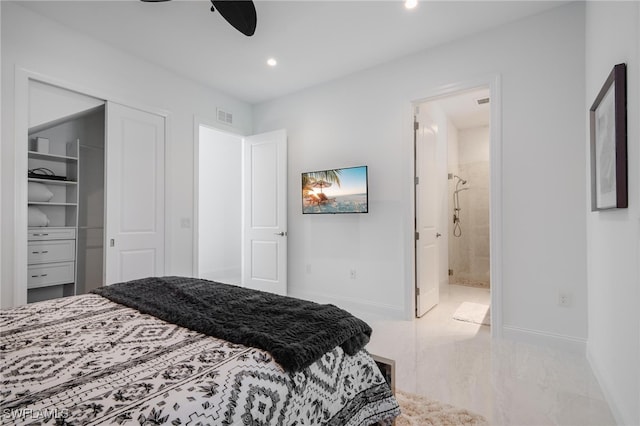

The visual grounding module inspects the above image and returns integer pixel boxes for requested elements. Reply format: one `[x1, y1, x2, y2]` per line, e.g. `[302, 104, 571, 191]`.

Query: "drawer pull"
[33, 233, 50, 237]
[30, 274, 49, 278]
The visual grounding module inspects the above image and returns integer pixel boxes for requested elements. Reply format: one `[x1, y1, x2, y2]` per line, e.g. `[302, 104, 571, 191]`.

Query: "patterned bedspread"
[1, 294, 399, 425]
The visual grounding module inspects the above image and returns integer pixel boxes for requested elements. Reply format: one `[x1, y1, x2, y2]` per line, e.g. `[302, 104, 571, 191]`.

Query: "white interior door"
[242, 129, 287, 295]
[415, 114, 439, 317]
[105, 102, 165, 284]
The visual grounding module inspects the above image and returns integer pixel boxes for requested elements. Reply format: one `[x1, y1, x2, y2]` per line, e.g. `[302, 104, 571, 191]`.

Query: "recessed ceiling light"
[267, 58, 277, 67]
[405, 0, 418, 10]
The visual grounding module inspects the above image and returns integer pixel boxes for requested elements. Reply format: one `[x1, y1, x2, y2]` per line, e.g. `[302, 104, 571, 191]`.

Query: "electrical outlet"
[349, 269, 357, 280]
[558, 292, 571, 307]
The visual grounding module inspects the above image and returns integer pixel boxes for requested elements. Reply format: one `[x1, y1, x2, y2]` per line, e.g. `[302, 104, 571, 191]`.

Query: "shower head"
[454, 175, 467, 185]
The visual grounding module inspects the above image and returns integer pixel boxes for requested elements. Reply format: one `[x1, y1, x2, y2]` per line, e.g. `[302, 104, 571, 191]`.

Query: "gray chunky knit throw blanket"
[92, 276, 372, 372]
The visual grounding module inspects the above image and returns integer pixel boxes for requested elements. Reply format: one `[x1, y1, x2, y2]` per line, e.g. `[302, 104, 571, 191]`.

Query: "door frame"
[192, 123, 288, 295]
[413, 112, 440, 317]
[13, 68, 170, 306]
[191, 116, 244, 277]
[410, 74, 502, 338]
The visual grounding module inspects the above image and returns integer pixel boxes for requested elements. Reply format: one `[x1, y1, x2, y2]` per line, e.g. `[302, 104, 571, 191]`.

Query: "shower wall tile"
[449, 159, 490, 287]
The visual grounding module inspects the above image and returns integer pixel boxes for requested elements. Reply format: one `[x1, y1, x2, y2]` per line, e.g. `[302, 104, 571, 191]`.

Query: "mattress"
[1, 293, 399, 425]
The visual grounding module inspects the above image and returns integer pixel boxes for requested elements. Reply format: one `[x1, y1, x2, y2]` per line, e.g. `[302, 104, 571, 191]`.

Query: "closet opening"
[17, 73, 167, 306]
[27, 81, 106, 303]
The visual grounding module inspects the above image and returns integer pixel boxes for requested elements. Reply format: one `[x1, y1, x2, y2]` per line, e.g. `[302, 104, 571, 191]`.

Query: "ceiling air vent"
[475, 97, 490, 106]
[217, 108, 233, 125]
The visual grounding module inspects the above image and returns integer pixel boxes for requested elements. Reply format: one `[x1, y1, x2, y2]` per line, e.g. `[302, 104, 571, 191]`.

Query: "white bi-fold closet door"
[104, 102, 165, 285]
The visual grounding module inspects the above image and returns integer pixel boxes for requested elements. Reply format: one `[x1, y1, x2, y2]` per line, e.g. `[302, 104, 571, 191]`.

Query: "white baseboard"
[586, 348, 625, 426]
[289, 289, 405, 320]
[199, 268, 241, 285]
[502, 325, 587, 355]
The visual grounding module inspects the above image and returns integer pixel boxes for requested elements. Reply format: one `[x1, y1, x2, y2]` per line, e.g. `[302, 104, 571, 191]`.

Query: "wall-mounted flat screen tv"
[302, 165, 368, 214]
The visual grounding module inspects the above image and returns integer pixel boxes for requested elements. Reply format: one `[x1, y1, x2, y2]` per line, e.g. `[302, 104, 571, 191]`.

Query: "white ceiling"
[19, 0, 567, 105]
[432, 87, 491, 129]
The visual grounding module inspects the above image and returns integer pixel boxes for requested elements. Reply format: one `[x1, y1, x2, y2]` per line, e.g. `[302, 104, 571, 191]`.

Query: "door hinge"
[414, 121, 419, 131]
[415, 231, 420, 240]
[415, 176, 419, 185]
[416, 287, 420, 296]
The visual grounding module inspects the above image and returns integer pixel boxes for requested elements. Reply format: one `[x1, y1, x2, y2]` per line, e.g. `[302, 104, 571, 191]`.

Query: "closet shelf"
[28, 151, 78, 162]
[28, 177, 78, 185]
[28, 202, 78, 207]
[28, 226, 76, 230]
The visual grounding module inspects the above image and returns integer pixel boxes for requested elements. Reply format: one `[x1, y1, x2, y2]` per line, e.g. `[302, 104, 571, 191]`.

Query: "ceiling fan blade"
[210, 1, 257, 37]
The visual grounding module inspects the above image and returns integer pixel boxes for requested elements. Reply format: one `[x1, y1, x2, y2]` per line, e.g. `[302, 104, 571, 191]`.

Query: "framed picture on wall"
[589, 63, 628, 211]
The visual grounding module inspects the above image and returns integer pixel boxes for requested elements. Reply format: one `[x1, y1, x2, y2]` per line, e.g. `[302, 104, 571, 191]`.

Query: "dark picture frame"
[590, 63, 628, 211]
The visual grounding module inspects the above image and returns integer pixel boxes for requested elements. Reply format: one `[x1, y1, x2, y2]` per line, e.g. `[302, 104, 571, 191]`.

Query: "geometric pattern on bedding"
[0, 294, 400, 425]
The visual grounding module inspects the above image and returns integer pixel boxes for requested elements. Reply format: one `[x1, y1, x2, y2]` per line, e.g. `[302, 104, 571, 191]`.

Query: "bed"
[1, 276, 399, 425]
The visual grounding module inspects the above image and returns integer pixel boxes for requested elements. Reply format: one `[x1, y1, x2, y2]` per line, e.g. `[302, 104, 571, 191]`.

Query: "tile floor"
[363, 284, 616, 426]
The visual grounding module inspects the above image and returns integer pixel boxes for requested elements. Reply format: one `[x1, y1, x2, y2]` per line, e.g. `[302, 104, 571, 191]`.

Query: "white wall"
[1, 2, 252, 308]
[253, 3, 588, 344]
[585, 2, 640, 425]
[197, 126, 242, 284]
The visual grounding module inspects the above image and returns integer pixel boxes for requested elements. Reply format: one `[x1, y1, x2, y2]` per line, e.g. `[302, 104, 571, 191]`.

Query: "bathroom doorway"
[445, 89, 491, 292]
[414, 86, 492, 328]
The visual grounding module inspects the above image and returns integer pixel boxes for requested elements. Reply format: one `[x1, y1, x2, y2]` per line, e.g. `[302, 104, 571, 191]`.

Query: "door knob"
[274, 231, 287, 236]
[436, 233, 442, 238]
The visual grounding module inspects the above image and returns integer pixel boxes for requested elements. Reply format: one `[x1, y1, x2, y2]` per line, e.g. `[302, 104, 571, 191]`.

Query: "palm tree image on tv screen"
[302, 166, 368, 214]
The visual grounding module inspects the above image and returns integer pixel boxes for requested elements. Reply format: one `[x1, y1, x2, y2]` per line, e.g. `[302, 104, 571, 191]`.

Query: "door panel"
[416, 113, 439, 317]
[105, 102, 165, 284]
[119, 120, 159, 232]
[250, 142, 279, 227]
[242, 130, 287, 295]
[120, 249, 156, 282]
[251, 241, 278, 281]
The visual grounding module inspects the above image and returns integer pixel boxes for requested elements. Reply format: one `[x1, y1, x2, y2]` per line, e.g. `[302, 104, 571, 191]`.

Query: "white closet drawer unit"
[28, 240, 76, 264]
[28, 228, 76, 241]
[28, 262, 75, 289]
